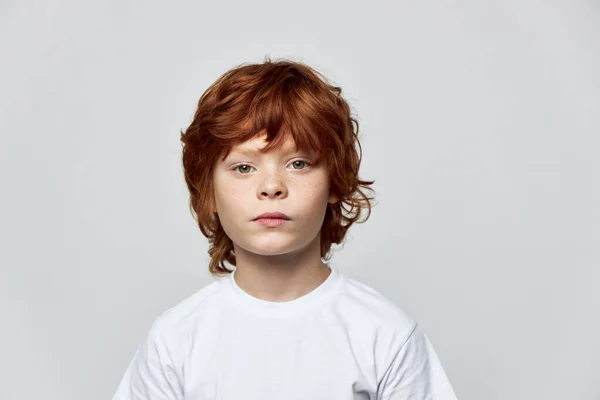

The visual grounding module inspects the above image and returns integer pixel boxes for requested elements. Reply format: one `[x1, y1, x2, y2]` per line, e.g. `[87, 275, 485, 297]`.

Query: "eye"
[232, 160, 310, 174]
[290, 160, 309, 170]
[234, 164, 254, 174]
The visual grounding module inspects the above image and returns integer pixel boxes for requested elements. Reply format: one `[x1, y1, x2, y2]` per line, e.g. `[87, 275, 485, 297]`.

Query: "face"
[211, 133, 337, 257]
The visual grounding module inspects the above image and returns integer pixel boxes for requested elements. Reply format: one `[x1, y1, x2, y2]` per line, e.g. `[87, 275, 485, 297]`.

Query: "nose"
[258, 171, 288, 199]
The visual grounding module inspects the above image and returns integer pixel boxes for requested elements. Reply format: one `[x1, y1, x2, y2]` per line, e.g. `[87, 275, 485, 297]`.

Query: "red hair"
[180, 57, 375, 277]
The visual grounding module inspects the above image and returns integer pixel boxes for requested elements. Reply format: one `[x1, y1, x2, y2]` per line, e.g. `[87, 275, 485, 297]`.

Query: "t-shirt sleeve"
[376, 323, 458, 400]
[112, 319, 183, 400]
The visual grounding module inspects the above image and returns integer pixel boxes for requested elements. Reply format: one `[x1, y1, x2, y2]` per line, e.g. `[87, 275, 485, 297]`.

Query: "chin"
[237, 237, 303, 257]
[249, 249, 293, 257]
[248, 243, 298, 256]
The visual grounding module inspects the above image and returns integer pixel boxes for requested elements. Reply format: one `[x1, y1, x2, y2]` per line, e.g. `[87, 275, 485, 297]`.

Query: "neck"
[231, 234, 331, 302]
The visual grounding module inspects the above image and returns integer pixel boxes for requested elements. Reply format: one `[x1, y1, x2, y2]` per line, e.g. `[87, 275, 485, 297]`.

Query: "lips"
[253, 212, 290, 221]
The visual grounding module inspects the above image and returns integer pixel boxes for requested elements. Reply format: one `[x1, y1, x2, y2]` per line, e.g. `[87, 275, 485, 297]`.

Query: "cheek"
[213, 179, 253, 221]
[215, 186, 240, 211]
[302, 172, 330, 201]
[213, 179, 232, 212]
[304, 185, 328, 204]
[296, 179, 330, 215]
[213, 172, 242, 201]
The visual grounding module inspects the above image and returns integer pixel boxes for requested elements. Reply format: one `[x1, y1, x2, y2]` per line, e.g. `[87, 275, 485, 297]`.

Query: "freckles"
[302, 177, 328, 195]
[225, 186, 248, 203]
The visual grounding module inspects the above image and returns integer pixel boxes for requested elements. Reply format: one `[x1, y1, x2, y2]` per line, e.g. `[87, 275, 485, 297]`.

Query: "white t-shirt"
[113, 262, 458, 400]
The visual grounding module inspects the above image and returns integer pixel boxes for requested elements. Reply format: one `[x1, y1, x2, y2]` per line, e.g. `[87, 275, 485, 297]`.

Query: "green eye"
[234, 160, 309, 174]
[236, 165, 253, 174]
[291, 160, 307, 170]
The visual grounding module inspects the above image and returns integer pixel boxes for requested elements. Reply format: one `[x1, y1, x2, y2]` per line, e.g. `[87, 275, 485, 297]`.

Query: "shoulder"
[337, 274, 418, 343]
[336, 274, 451, 389]
[149, 278, 224, 341]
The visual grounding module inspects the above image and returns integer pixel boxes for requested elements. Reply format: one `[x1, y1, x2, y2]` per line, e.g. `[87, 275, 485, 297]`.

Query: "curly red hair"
[180, 57, 376, 277]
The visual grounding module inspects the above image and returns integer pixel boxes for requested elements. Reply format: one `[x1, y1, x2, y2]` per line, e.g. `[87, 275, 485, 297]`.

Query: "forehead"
[232, 133, 297, 153]
[218, 127, 323, 164]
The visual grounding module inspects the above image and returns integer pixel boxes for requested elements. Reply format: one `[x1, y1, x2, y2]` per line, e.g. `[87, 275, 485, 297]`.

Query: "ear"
[208, 192, 218, 214]
[328, 191, 338, 204]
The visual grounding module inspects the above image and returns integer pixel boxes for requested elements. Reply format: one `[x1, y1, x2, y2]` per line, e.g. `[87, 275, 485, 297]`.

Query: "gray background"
[1, 1, 598, 399]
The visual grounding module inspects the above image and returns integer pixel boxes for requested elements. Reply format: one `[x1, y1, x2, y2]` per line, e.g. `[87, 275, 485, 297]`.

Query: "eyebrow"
[231, 148, 262, 156]
[229, 147, 300, 157]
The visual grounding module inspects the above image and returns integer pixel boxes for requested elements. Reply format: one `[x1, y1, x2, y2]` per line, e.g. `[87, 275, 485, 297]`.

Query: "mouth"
[254, 218, 288, 228]
[252, 212, 290, 221]
[252, 212, 290, 228]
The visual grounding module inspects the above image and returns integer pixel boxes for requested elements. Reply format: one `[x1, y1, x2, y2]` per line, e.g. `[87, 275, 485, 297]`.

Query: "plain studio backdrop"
[1, 1, 598, 399]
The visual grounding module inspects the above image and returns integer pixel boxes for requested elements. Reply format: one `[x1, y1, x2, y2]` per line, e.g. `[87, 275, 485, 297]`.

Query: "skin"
[211, 132, 338, 302]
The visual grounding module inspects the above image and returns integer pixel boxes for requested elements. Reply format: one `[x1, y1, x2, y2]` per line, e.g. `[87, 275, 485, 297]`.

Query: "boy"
[113, 57, 458, 399]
